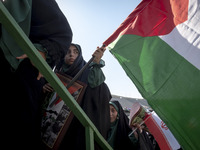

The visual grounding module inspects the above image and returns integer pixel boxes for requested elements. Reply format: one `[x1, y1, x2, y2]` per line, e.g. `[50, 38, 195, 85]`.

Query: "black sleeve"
[29, 0, 72, 67]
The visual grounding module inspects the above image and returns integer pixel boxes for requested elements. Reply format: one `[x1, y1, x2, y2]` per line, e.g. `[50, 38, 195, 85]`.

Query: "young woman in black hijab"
[108, 101, 138, 150]
[43, 43, 112, 149]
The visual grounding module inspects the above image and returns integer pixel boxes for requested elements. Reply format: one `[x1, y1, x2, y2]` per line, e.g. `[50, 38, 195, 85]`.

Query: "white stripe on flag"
[151, 112, 181, 150]
[159, 0, 200, 70]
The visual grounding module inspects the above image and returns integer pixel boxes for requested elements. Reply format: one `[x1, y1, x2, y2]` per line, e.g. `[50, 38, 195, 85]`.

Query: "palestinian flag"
[103, 0, 200, 149]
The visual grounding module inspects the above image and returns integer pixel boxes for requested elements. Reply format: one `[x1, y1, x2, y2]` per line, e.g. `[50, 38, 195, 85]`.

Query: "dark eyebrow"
[74, 49, 79, 53]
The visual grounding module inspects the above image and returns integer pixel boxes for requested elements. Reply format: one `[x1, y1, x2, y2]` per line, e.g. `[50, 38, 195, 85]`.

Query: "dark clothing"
[81, 84, 111, 138]
[30, 0, 72, 67]
[58, 44, 111, 150]
[57, 43, 89, 84]
[1, 0, 72, 149]
[1, 52, 43, 149]
[137, 130, 155, 150]
[59, 83, 111, 150]
[107, 101, 138, 150]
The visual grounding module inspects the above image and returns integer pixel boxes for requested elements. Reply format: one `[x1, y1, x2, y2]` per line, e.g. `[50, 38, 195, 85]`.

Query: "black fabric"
[58, 44, 111, 150]
[109, 101, 136, 150]
[137, 130, 155, 150]
[0, 24, 1, 37]
[30, 0, 72, 67]
[59, 83, 111, 150]
[15, 59, 44, 148]
[58, 43, 89, 84]
[1, 49, 43, 149]
[81, 83, 111, 138]
[1, 0, 72, 149]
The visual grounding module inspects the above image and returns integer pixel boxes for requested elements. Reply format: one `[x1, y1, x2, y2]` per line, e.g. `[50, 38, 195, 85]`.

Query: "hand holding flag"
[92, 45, 106, 64]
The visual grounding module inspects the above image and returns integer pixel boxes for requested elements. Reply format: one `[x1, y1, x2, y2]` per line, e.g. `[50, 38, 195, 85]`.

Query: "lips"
[69, 58, 74, 62]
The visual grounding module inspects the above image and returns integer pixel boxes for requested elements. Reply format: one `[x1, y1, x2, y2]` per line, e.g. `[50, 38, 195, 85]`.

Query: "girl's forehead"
[67, 46, 79, 54]
[69, 45, 80, 54]
[110, 105, 114, 108]
[69, 45, 77, 50]
[70, 45, 76, 48]
[110, 105, 116, 110]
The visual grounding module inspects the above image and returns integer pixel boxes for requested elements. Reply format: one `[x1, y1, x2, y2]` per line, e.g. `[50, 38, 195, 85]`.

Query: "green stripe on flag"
[109, 34, 200, 149]
[149, 59, 200, 150]
[109, 34, 183, 97]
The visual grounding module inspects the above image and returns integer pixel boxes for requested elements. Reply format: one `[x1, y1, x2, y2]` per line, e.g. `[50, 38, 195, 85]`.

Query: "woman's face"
[110, 105, 118, 123]
[64, 45, 79, 65]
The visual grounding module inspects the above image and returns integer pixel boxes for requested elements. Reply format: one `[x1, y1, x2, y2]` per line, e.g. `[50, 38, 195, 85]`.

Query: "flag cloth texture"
[145, 111, 181, 150]
[129, 102, 180, 150]
[104, 0, 200, 149]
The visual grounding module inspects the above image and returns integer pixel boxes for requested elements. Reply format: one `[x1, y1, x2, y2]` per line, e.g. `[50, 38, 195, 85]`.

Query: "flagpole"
[66, 44, 106, 89]
[66, 56, 94, 89]
[129, 113, 152, 136]
[49, 45, 106, 107]
[49, 56, 94, 107]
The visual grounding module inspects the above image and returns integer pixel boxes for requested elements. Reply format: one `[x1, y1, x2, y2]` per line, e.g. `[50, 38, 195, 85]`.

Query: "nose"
[69, 51, 74, 57]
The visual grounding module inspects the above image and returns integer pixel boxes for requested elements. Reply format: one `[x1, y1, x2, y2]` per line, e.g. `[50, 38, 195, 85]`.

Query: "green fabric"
[107, 120, 118, 149]
[108, 34, 200, 149]
[88, 59, 105, 88]
[61, 60, 105, 88]
[34, 43, 47, 53]
[34, 43, 52, 65]
[0, 0, 31, 69]
[0, 0, 46, 70]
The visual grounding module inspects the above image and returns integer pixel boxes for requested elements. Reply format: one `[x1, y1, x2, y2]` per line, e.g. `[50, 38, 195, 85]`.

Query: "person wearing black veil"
[108, 100, 138, 150]
[43, 43, 112, 149]
[1, 0, 72, 149]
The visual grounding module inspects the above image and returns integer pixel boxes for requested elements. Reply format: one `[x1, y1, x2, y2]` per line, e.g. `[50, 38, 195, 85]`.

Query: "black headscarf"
[108, 100, 137, 150]
[58, 43, 89, 84]
[59, 43, 111, 150]
[30, 0, 72, 67]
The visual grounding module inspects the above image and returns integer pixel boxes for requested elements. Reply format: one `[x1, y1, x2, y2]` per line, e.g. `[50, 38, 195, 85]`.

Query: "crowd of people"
[1, 0, 160, 149]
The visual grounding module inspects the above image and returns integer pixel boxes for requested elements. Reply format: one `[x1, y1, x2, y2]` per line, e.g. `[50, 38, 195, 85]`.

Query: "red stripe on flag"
[145, 114, 172, 150]
[103, 0, 188, 46]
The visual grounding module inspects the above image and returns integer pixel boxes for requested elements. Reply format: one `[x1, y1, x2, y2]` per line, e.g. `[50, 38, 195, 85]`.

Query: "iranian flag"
[103, 0, 200, 149]
[129, 102, 181, 150]
[145, 111, 181, 150]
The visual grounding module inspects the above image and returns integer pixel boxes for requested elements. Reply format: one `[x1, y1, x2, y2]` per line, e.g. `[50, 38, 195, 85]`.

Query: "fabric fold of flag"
[104, 0, 200, 149]
[129, 102, 181, 150]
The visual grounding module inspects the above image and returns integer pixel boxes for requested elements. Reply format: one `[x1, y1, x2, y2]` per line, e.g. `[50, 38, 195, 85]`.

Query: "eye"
[111, 108, 115, 113]
[75, 50, 79, 54]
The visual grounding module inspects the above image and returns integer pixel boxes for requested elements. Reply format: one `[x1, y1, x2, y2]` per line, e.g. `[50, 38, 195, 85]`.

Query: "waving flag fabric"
[129, 102, 180, 150]
[129, 102, 181, 150]
[104, 0, 200, 149]
[145, 111, 181, 150]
